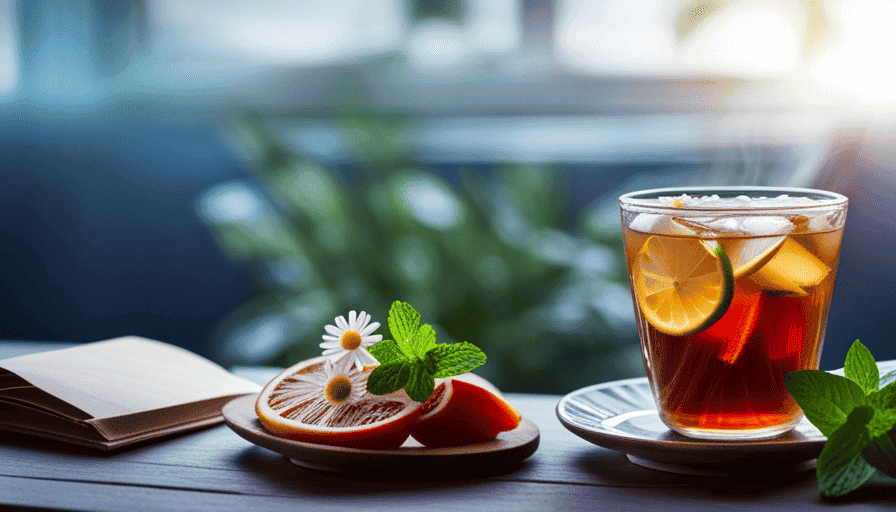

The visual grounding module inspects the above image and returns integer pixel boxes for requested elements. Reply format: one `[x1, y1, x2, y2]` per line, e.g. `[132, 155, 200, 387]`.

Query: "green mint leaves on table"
[365, 301, 486, 403]
[784, 340, 896, 497]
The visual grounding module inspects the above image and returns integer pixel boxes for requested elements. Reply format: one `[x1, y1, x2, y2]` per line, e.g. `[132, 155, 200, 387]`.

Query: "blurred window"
[148, 0, 407, 66]
[554, 0, 804, 77]
[0, 0, 18, 95]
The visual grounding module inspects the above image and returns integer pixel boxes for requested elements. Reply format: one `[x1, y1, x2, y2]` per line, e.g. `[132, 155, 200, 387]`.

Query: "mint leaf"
[388, 301, 420, 357]
[844, 340, 879, 394]
[795, 394, 851, 438]
[816, 410, 877, 497]
[872, 381, 896, 408]
[404, 361, 435, 403]
[425, 342, 487, 378]
[868, 383, 896, 437]
[366, 301, 490, 403]
[784, 370, 867, 436]
[862, 429, 896, 479]
[367, 339, 406, 364]
[367, 361, 412, 395]
[409, 323, 437, 358]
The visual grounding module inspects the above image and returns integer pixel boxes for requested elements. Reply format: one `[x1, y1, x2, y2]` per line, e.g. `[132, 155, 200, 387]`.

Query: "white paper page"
[0, 336, 261, 419]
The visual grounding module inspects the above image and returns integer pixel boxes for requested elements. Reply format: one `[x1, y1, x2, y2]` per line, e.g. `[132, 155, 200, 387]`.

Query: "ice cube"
[668, 216, 719, 235]
[628, 213, 696, 236]
[704, 217, 744, 234]
[733, 216, 794, 236]
[672, 217, 729, 237]
[807, 210, 843, 233]
[669, 215, 793, 237]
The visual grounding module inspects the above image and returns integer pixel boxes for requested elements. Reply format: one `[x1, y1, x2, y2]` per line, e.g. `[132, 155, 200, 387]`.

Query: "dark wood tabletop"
[2, 341, 894, 511]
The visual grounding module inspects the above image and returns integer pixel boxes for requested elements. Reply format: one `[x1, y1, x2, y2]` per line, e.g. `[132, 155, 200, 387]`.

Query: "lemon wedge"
[632, 236, 734, 336]
[748, 237, 829, 295]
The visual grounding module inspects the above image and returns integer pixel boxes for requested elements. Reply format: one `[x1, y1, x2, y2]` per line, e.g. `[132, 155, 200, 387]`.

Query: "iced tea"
[619, 188, 847, 440]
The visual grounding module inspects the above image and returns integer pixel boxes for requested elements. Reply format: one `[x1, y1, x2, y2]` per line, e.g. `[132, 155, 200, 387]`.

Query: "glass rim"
[619, 186, 847, 212]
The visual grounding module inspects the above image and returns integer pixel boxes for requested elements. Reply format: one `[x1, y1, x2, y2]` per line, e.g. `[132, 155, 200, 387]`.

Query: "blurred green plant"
[198, 114, 641, 394]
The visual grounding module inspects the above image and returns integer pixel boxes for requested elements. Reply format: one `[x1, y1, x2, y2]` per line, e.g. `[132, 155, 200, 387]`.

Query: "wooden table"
[2, 341, 894, 511]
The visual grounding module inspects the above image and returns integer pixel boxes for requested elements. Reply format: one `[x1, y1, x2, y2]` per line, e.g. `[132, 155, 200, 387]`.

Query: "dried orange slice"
[255, 356, 422, 449]
[410, 373, 521, 448]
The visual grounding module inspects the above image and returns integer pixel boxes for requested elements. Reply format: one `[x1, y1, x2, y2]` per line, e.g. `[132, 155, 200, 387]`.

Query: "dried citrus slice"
[255, 356, 422, 449]
[410, 373, 521, 448]
[632, 236, 734, 336]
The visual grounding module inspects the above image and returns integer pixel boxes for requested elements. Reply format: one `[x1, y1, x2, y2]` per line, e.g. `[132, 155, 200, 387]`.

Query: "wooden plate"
[222, 394, 539, 474]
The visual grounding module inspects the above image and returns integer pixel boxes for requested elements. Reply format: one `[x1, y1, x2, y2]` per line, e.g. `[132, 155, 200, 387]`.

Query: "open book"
[0, 336, 261, 450]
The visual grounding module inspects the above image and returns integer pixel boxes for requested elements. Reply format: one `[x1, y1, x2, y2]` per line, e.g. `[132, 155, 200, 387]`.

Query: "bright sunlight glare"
[808, 1, 896, 111]
[679, 1, 803, 77]
[553, 0, 803, 77]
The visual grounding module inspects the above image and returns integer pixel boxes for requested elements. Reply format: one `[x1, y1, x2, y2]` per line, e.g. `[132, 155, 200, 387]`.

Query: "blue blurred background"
[1, 0, 895, 393]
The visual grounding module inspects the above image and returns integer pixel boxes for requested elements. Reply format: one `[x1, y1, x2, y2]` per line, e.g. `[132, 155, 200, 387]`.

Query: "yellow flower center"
[324, 375, 353, 404]
[340, 330, 362, 350]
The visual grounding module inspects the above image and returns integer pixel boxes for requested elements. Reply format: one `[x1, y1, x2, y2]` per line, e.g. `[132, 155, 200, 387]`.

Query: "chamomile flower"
[278, 356, 368, 424]
[320, 310, 382, 371]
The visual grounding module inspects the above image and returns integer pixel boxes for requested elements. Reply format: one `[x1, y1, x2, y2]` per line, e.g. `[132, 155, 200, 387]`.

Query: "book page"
[0, 336, 261, 420]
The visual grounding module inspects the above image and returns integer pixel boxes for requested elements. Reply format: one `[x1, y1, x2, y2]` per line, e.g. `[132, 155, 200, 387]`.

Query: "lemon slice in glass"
[632, 236, 734, 336]
[722, 235, 787, 278]
[748, 237, 830, 295]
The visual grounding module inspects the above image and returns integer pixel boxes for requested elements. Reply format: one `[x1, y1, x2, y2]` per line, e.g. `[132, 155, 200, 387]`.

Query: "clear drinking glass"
[619, 187, 848, 440]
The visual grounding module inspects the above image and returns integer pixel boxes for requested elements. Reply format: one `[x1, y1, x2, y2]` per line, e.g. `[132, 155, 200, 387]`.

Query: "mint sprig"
[366, 301, 486, 402]
[784, 340, 896, 497]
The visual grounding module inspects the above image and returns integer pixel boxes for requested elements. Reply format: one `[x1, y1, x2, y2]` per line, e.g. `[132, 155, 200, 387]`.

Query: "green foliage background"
[198, 114, 643, 394]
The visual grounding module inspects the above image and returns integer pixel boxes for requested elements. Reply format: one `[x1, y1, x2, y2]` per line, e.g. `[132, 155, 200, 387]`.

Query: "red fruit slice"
[691, 280, 764, 364]
[410, 373, 521, 448]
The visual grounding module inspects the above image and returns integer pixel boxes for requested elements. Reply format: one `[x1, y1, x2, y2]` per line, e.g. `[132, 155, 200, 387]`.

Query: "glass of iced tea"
[619, 187, 847, 440]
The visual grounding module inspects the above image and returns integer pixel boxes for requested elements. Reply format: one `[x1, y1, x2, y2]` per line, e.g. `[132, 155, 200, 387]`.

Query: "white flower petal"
[360, 320, 380, 336]
[333, 353, 356, 375]
[291, 373, 326, 386]
[324, 324, 343, 336]
[357, 311, 370, 330]
[319, 341, 340, 349]
[322, 334, 340, 342]
[361, 334, 383, 345]
[323, 358, 336, 378]
[322, 347, 344, 356]
[357, 347, 378, 366]
[335, 315, 349, 331]
[348, 310, 358, 330]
